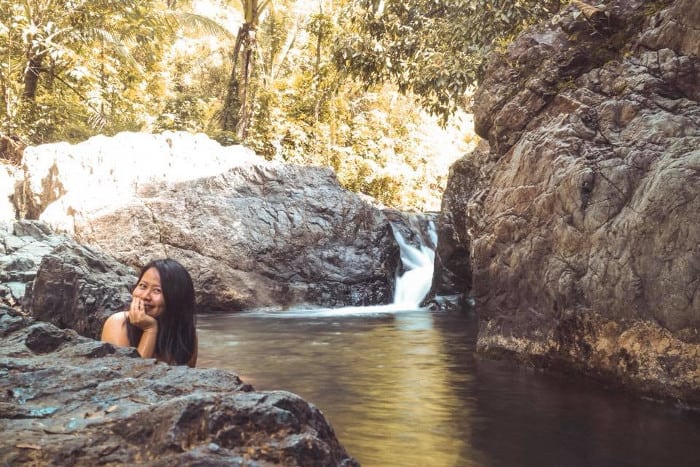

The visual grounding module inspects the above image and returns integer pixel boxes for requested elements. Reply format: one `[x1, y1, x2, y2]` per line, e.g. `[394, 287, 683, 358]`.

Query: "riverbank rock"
[1, 219, 135, 338]
[27, 237, 136, 339]
[0, 221, 67, 310]
[0, 307, 358, 466]
[13, 131, 400, 311]
[436, 0, 700, 405]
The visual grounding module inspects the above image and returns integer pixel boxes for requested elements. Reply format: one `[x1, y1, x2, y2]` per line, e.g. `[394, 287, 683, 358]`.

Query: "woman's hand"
[126, 296, 159, 359]
[127, 296, 158, 331]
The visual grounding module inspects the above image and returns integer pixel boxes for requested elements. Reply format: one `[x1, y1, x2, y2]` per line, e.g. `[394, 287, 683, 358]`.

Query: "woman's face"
[133, 267, 166, 318]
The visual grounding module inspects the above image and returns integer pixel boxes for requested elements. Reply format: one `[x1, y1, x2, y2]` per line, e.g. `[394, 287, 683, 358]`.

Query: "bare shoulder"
[103, 311, 129, 329]
[101, 311, 130, 346]
[107, 311, 128, 324]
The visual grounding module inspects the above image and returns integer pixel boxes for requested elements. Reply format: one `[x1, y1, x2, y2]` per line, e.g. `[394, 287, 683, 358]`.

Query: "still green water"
[197, 308, 700, 467]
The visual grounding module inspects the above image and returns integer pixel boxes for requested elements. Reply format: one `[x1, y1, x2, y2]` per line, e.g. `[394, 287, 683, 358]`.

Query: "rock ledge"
[0, 307, 358, 466]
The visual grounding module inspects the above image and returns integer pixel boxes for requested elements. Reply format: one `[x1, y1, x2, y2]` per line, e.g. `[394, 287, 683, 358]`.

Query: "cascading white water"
[248, 220, 437, 317]
[391, 222, 436, 309]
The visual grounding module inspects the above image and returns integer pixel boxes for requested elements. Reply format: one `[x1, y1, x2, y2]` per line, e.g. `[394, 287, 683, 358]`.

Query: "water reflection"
[197, 310, 700, 467]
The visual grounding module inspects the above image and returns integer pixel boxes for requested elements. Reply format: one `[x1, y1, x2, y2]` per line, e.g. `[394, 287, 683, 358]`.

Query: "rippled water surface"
[197, 309, 700, 467]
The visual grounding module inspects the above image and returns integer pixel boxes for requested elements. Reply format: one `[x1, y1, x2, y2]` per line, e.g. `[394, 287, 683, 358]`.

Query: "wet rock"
[384, 210, 438, 250]
[0, 307, 358, 466]
[427, 152, 490, 307]
[437, 0, 700, 404]
[0, 308, 26, 337]
[14, 132, 401, 310]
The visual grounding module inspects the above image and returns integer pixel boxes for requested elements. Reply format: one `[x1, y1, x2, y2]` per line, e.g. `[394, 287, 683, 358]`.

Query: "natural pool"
[197, 308, 700, 467]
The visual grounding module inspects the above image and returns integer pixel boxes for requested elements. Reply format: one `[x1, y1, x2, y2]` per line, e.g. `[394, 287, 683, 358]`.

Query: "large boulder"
[0, 163, 17, 227]
[14, 132, 400, 311]
[435, 0, 700, 404]
[0, 307, 358, 466]
[27, 239, 136, 339]
[0, 221, 67, 309]
[0, 220, 133, 338]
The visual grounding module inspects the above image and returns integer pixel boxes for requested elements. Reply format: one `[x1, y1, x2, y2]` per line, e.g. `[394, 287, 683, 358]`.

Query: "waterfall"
[247, 220, 437, 318]
[391, 222, 436, 309]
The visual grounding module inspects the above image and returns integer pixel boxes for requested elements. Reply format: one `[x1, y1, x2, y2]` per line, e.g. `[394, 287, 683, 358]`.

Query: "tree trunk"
[221, 73, 240, 132]
[0, 69, 8, 133]
[221, 24, 248, 133]
[236, 45, 254, 138]
[313, 17, 323, 122]
[220, 0, 269, 138]
[22, 56, 43, 101]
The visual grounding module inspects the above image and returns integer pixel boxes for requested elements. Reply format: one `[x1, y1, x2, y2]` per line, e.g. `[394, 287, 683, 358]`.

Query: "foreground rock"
[28, 236, 136, 339]
[0, 221, 67, 309]
[0, 220, 134, 339]
[0, 307, 358, 466]
[13, 131, 400, 311]
[434, 0, 700, 404]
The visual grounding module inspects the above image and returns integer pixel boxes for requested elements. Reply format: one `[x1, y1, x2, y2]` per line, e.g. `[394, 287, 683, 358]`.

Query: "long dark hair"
[126, 258, 196, 365]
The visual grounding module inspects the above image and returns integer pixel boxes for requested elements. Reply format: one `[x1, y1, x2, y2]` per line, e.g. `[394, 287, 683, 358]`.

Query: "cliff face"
[436, 0, 699, 404]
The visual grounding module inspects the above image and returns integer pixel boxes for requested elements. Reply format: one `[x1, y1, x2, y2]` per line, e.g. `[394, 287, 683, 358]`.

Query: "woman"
[101, 258, 198, 367]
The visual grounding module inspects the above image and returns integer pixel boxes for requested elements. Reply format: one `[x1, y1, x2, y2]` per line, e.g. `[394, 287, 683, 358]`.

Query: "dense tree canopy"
[333, 0, 563, 122]
[0, 0, 173, 142]
[0, 0, 560, 211]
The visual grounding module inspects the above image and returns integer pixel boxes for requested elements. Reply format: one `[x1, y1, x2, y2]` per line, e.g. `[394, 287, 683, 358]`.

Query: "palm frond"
[173, 12, 236, 41]
[78, 27, 141, 71]
[85, 27, 118, 44]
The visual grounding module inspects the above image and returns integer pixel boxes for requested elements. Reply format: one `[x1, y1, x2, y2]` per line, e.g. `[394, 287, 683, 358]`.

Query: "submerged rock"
[13, 132, 400, 311]
[0, 307, 358, 466]
[436, 0, 700, 404]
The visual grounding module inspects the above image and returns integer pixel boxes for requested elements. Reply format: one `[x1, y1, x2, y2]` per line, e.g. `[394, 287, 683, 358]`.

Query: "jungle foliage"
[0, 0, 560, 210]
[0, 0, 172, 143]
[334, 0, 563, 123]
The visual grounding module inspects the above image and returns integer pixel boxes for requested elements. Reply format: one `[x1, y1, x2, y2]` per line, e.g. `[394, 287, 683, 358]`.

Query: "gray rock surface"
[0, 220, 133, 338]
[435, 0, 700, 404]
[0, 307, 358, 466]
[12, 132, 401, 311]
[76, 163, 398, 311]
[0, 221, 67, 309]
[27, 239, 136, 339]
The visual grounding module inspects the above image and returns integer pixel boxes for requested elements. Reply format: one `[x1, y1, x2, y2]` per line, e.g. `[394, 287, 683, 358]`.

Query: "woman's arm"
[134, 324, 158, 359]
[101, 297, 159, 359]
